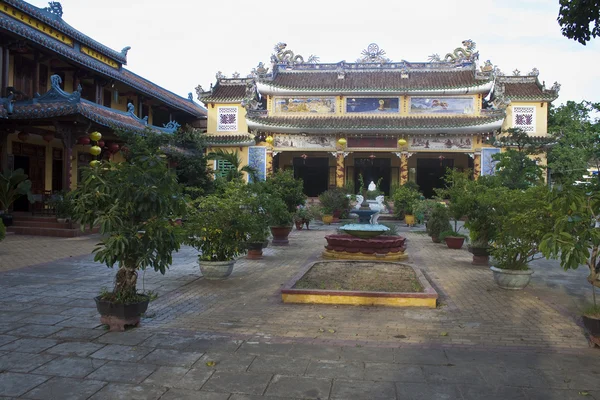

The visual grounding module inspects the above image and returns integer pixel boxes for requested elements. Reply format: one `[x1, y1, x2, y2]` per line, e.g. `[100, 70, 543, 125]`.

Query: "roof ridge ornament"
[429, 40, 478, 64]
[357, 43, 391, 63]
[43, 1, 63, 18]
[271, 42, 313, 65]
[127, 102, 148, 125]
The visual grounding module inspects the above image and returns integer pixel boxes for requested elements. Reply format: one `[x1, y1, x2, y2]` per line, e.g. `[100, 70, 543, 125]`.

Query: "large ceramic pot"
[246, 242, 264, 260]
[444, 236, 465, 249]
[490, 266, 533, 290]
[0, 213, 13, 227]
[405, 214, 415, 226]
[199, 259, 236, 279]
[294, 220, 304, 230]
[95, 294, 149, 331]
[270, 226, 292, 246]
[583, 315, 600, 336]
[322, 215, 333, 225]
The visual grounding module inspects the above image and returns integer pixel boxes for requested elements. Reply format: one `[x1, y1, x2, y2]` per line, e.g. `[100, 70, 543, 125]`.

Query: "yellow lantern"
[89, 160, 101, 167]
[397, 138, 407, 147]
[265, 136, 274, 144]
[89, 145, 102, 156]
[337, 138, 347, 146]
[89, 131, 102, 142]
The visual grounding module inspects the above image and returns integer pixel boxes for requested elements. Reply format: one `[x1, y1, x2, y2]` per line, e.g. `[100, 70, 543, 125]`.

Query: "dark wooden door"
[12, 143, 46, 211]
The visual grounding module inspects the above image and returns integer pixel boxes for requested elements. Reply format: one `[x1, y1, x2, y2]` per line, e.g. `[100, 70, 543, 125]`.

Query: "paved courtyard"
[0, 223, 599, 399]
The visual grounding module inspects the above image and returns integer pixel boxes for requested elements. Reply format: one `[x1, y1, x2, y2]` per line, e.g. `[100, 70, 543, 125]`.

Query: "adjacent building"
[198, 41, 558, 197]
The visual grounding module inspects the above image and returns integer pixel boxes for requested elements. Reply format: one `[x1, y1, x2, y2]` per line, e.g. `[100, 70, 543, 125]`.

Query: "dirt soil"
[293, 261, 423, 293]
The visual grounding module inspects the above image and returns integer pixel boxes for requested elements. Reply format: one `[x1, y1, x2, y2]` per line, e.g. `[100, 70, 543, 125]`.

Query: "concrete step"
[7, 226, 99, 237]
[12, 220, 73, 229]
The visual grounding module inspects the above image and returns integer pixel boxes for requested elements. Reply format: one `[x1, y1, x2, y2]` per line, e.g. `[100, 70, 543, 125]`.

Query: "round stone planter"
[444, 236, 465, 249]
[270, 226, 292, 246]
[490, 266, 533, 290]
[582, 315, 600, 336]
[199, 259, 236, 280]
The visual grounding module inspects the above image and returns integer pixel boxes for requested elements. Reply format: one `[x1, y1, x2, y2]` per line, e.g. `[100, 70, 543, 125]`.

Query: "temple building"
[198, 41, 559, 197]
[0, 0, 207, 212]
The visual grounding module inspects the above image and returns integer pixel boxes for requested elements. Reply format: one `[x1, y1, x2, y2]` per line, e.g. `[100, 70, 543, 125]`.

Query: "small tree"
[70, 134, 186, 303]
[262, 169, 306, 213]
[540, 185, 600, 307]
[436, 169, 472, 234]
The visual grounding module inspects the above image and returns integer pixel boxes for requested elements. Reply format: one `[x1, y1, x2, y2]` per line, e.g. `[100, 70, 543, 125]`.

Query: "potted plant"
[413, 199, 439, 226]
[70, 141, 185, 331]
[0, 168, 34, 226]
[243, 189, 272, 259]
[490, 186, 552, 290]
[426, 203, 451, 243]
[540, 185, 600, 334]
[293, 205, 313, 230]
[436, 170, 472, 250]
[50, 191, 74, 223]
[392, 184, 421, 224]
[440, 230, 469, 249]
[318, 188, 350, 222]
[266, 195, 294, 245]
[186, 184, 255, 278]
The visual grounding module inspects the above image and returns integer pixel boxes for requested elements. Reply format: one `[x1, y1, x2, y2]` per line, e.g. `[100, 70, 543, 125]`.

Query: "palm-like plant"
[207, 149, 259, 182]
[0, 168, 34, 212]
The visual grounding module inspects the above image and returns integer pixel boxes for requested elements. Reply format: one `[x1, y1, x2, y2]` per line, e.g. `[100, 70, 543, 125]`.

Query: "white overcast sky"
[30, 0, 599, 106]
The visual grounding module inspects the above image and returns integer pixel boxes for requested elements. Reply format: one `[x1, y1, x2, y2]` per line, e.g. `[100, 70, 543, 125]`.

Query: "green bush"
[319, 188, 350, 215]
[440, 230, 468, 241]
[392, 185, 421, 217]
[263, 170, 306, 213]
[426, 204, 452, 239]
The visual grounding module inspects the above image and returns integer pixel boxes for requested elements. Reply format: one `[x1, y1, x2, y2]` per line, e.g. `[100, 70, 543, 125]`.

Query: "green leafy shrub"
[392, 185, 421, 218]
[263, 170, 306, 213]
[440, 230, 468, 241]
[319, 188, 350, 215]
[426, 204, 452, 239]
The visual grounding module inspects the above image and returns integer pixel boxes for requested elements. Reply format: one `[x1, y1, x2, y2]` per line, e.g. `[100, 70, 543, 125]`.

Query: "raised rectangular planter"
[281, 261, 438, 308]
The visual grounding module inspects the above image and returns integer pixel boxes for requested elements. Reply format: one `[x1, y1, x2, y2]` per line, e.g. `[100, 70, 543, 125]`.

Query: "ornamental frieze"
[273, 134, 336, 149]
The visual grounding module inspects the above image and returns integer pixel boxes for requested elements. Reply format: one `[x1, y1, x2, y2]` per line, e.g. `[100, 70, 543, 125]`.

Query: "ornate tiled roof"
[494, 75, 559, 101]
[246, 110, 505, 134]
[0, 7, 206, 118]
[198, 81, 247, 104]
[204, 133, 255, 146]
[5, 76, 179, 134]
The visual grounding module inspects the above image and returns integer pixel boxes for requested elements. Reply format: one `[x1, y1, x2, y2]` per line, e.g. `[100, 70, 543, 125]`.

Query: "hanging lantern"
[97, 140, 105, 148]
[17, 131, 29, 142]
[337, 138, 347, 146]
[397, 138, 407, 147]
[89, 145, 102, 156]
[89, 131, 102, 142]
[89, 160, 101, 167]
[108, 143, 120, 154]
[42, 133, 54, 143]
[78, 136, 91, 145]
[265, 136, 274, 144]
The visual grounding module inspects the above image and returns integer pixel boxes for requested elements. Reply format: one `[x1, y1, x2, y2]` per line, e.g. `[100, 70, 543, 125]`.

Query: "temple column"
[55, 123, 76, 191]
[266, 149, 274, 177]
[473, 152, 481, 180]
[335, 151, 346, 188]
[400, 152, 408, 185]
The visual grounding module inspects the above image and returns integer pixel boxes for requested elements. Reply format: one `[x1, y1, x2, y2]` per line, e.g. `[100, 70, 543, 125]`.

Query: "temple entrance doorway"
[354, 157, 391, 195]
[12, 142, 46, 211]
[417, 157, 454, 198]
[293, 157, 328, 197]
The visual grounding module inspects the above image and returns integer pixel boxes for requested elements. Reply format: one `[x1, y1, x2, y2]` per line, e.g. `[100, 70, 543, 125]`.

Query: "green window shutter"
[216, 159, 235, 178]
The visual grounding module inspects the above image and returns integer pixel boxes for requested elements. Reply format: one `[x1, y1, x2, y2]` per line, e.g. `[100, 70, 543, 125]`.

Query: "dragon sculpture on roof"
[270, 43, 318, 65]
[429, 40, 479, 64]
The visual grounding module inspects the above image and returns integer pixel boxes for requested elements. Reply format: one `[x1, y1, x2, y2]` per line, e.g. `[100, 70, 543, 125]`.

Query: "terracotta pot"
[322, 215, 334, 225]
[444, 236, 465, 249]
[332, 210, 342, 218]
[431, 236, 441, 243]
[246, 242, 264, 260]
[270, 226, 292, 246]
[294, 220, 303, 230]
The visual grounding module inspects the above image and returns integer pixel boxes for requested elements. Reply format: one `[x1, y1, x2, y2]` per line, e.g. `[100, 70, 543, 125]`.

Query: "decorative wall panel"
[410, 97, 475, 114]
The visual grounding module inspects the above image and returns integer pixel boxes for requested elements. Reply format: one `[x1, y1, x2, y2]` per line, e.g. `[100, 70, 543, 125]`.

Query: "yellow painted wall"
[7, 132, 63, 191]
[208, 146, 250, 180]
[502, 102, 549, 135]
[206, 103, 248, 134]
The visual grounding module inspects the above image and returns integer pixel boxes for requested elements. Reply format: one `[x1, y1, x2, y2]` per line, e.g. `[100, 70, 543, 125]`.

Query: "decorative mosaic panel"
[481, 148, 501, 176]
[409, 136, 473, 151]
[217, 107, 238, 131]
[346, 98, 399, 113]
[274, 97, 336, 113]
[273, 134, 336, 149]
[512, 106, 536, 133]
[248, 146, 267, 182]
[410, 97, 475, 114]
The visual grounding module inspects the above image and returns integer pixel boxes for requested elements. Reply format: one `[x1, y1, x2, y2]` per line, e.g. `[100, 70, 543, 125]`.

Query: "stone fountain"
[322, 190, 407, 261]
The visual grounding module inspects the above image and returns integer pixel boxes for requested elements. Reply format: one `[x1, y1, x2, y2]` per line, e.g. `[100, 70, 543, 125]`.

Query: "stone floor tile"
[248, 355, 310, 375]
[202, 372, 272, 395]
[0, 371, 49, 397]
[32, 356, 106, 378]
[341, 346, 395, 363]
[6, 324, 63, 338]
[236, 342, 294, 356]
[0, 321, 26, 334]
[287, 343, 342, 360]
[89, 344, 153, 362]
[171, 368, 215, 391]
[365, 362, 426, 382]
[26, 305, 71, 315]
[140, 348, 204, 368]
[0, 335, 17, 347]
[196, 352, 256, 372]
[459, 384, 528, 400]
[48, 327, 104, 340]
[395, 382, 463, 400]
[55, 316, 102, 329]
[394, 348, 449, 365]
[96, 331, 154, 346]
[265, 374, 332, 399]
[305, 359, 365, 380]
[478, 365, 556, 389]
[0, 311, 29, 322]
[0, 351, 56, 373]
[141, 366, 190, 387]
[444, 349, 504, 367]
[523, 388, 596, 400]
[45, 341, 105, 357]
[59, 307, 99, 317]
[21, 377, 107, 400]
[422, 365, 486, 385]
[88, 383, 166, 400]
[0, 337, 59, 353]
[331, 379, 396, 400]
[86, 361, 157, 384]
[160, 389, 230, 400]
[18, 314, 71, 325]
